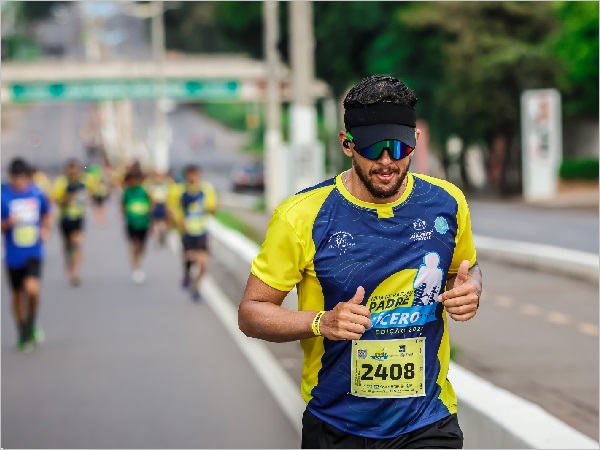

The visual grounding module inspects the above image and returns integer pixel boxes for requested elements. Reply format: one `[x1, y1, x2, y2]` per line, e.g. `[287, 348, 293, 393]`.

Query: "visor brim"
[350, 124, 416, 149]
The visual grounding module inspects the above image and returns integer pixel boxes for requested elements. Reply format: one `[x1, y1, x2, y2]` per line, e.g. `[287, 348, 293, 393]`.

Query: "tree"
[552, 1, 599, 118]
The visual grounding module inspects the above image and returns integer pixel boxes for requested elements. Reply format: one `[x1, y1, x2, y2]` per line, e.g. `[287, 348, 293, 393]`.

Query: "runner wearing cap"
[238, 75, 483, 448]
[2, 158, 52, 353]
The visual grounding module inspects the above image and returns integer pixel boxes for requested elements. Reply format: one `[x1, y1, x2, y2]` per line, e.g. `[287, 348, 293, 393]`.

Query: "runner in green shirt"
[121, 167, 152, 284]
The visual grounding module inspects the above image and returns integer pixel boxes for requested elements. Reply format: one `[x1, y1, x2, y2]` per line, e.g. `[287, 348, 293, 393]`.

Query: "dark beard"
[352, 158, 410, 199]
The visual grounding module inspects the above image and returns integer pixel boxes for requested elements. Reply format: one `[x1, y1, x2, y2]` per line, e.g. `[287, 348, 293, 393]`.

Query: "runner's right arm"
[239, 209, 371, 343]
[1, 198, 16, 232]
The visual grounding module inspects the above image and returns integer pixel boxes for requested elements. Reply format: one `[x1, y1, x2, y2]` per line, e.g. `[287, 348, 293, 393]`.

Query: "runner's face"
[66, 165, 80, 181]
[186, 170, 200, 186]
[10, 174, 29, 191]
[352, 149, 412, 199]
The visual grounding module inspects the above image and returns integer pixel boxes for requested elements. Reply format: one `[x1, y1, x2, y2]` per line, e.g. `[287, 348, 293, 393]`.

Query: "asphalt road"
[1, 200, 300, 449]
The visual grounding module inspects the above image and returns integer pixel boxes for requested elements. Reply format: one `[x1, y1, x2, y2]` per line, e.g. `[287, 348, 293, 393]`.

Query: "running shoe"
[191, 289, 202, 303]
[181, 275, 190, 290]
[70, 276, 81, 287]
[17, 340, 34, 354]
[32, 326, 45, 345]
[132, 269, 146, 285]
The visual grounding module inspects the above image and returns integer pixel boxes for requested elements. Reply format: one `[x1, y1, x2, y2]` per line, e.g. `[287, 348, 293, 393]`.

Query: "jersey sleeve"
[166, 184, 184, 221]
[250, 210, 307, 292]
[202, 182, 218, 212]
[39, 190, 51, 215]
[1, 196, 8, 221]
[51, 176, 67, 203]
[449, 192, 477, 273]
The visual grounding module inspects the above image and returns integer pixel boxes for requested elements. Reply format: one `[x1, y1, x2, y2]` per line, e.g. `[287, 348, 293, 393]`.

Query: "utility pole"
[152, 0, 170, 173]
[263, 0, 284, 211]
[289, 0, 322, 192]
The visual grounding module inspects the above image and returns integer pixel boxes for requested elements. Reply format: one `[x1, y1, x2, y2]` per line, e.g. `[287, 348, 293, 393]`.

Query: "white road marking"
[578, 322, 599, 336]
[494, 295, 514, 308]
[519, 304, 541, 316]
[546, 311, 571, 325]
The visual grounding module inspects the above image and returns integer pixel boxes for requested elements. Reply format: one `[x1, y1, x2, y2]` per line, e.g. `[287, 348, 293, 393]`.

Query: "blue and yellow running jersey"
[251, 172, 476, 439]
[166, 182, 217, 236]
[51, 175, 91, 222]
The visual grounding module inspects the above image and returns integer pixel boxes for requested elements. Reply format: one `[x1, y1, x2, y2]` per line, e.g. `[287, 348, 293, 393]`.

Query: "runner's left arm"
[0, 198, 15, 232]
[40, 193, 52, 242]
[203, 182, 218, 214]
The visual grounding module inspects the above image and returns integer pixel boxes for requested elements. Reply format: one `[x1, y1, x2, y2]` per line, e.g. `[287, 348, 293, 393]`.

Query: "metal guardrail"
[206, 217, 599, 449]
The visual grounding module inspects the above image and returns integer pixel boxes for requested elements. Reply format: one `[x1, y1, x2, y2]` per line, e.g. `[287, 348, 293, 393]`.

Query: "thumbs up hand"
[438, 260, 481, 322]
[320, 286, 373, 341]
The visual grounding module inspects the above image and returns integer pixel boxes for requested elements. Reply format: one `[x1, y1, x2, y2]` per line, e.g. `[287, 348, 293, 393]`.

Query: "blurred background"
[1, 1, 598, 449]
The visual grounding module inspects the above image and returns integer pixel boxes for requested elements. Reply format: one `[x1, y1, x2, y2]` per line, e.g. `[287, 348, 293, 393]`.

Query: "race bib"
[66, 191, 85, 219]
[351, 338, 426, 398]
[185, 215, 206, 236]
[128, 200, 150, 215]
[66, 204, 84, 219]
[151, 185, 168, 202]
[14, 224, 39, 247]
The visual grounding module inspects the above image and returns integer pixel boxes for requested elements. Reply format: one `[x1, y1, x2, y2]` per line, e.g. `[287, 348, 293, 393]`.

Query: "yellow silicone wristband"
[311, 311, 325, 336]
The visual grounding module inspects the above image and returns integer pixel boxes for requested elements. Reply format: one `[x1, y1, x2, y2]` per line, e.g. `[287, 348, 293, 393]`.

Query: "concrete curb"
[207, 217, 599, 449]
[474, 235, 599, 283]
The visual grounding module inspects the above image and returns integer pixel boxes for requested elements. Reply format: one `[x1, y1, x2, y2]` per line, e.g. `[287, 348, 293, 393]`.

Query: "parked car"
[231, 162, 265, 192]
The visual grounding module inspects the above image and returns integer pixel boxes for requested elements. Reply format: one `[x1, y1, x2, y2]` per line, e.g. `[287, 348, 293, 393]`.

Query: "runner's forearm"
[238, 300, 319, 342]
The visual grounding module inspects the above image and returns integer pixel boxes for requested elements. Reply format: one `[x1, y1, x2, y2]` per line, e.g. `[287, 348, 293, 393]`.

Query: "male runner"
[238, 75, 483, 448]
[87, 160, 111, 225]
[121, 167, 152, 284]
[167, 164, 217, 302]
[52, 159, 89, 286]
[2, 158, 52, 352]
[146, 170, 173, 247]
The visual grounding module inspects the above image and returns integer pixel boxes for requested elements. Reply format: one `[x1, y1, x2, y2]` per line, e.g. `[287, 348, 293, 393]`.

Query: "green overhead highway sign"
[7, 79, 241, 103]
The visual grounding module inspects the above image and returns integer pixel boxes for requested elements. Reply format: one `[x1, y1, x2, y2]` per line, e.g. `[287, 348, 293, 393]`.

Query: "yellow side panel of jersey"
[412, 174, 477, 273]
[435, 310, 458, 414]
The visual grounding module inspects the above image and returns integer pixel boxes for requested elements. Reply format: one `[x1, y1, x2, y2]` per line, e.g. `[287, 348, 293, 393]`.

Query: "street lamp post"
[263, 0, 284, 211]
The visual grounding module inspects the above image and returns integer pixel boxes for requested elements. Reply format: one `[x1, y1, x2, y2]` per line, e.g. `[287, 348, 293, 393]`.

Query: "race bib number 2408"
[351, 337, 426, 398]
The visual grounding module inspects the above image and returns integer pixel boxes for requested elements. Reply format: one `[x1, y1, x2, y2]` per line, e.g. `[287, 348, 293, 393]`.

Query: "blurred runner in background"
[29, 165, 53, 201]
[121, 166, 152, 284]
[52, 159, 90, 287]
[145, 170, 174, 247]
[2, 158, 52, 353]
[167, 164, 218, 302]
[86, 160, 111, 226]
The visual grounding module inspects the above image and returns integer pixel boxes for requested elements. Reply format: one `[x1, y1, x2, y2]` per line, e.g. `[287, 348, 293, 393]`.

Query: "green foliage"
[214, 210, 263, 244]
[16, 1, 66, 24]
[552, 2, 599, 117]
[198, 103, 250, 131]
[402, 2, 561, 144]
[559, 158, 599, 181]
[2, 33, 40, 60]
[450, 344, 461, 362]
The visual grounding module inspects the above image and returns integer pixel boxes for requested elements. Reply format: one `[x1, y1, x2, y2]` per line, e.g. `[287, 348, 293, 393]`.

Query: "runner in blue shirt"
[2, 158, 52, 353]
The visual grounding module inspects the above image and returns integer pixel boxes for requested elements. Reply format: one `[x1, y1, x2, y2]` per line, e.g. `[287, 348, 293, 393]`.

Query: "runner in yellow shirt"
[167, 165, 217, 302]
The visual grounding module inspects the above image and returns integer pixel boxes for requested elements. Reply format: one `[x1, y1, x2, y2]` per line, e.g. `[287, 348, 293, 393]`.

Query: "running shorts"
[126, 225, 149, 244]
[301, 410, 463, 449]
[182, 234, 208, 252]
[6, 258, 42, 291]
